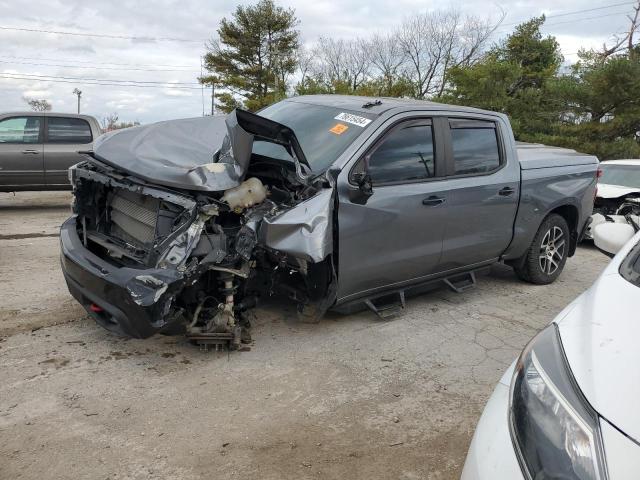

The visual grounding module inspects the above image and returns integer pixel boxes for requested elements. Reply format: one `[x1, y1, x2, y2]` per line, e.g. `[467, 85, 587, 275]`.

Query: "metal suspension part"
[186, 272, 244, 351]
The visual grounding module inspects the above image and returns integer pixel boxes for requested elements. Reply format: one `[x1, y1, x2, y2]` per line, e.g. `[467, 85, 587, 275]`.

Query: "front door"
[337, 118, 448, 302]
[0, 115, 44, 188]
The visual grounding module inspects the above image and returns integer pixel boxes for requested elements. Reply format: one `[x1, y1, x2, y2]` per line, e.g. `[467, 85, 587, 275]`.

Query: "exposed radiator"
[109, 190, 159, 246]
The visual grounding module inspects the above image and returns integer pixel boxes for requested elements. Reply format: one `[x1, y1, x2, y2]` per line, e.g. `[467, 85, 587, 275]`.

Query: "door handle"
[22, 149, 39, 154]
[498, 186, 515, 196]
[422, 196, 445, 206]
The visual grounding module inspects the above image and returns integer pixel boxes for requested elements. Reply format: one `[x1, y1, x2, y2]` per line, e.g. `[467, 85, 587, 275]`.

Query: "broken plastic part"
[222, 177, 267, 211]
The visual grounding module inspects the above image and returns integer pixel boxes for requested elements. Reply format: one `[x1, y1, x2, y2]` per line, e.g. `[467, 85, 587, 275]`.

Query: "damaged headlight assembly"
[509, 324, 608, 480]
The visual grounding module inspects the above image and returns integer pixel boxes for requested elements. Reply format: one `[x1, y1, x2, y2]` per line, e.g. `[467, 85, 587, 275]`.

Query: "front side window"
[47, 117, 93, 144]
[367, 122, 435, 184]
[0, 116, 41, 144]
[450, 120, 501, 175]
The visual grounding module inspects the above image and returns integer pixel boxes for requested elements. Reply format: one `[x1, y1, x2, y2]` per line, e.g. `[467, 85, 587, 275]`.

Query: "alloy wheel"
[538, 226, 566, 275]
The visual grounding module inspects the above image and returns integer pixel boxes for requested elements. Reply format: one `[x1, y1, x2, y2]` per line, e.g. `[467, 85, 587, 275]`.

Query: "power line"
[498, 1, 637, 28]
[0, 59, 200, 73]
[0, 25, 204, 43]
[545, 11, 633, 28]
[0, 74, 202, 90]
[0, 54, 199, 68]
[0, 71, 201, 86]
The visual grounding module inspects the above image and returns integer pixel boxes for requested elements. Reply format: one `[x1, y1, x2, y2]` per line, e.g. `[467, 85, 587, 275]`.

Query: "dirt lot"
[0, 192, 609, 480]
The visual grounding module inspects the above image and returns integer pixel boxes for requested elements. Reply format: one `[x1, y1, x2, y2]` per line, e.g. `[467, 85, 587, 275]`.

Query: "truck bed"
[516, 142, 598, 169]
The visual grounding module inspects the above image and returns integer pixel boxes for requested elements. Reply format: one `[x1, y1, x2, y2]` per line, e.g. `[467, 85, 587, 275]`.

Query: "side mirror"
[352, 172, 373, 196]
[593, 222, 635, 257]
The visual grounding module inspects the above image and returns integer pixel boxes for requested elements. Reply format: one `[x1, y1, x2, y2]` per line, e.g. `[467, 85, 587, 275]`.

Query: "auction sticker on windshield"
[334, 112, 372, 127]
[329, 123, 349, 135]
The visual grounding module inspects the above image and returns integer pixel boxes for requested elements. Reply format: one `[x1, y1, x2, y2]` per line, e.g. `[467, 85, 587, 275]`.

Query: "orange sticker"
[329, 123, 349, 135]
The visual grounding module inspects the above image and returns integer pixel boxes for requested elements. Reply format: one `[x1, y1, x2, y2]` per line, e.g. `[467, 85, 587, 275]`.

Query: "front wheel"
[514, 214, 570, 285]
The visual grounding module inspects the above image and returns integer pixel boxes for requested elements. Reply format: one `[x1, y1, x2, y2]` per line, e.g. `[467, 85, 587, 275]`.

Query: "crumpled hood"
[557, 230, 640, 442]
[597, 183, 640, 199]
[92, 109, 310, 192]
[93, 115, 239, 191]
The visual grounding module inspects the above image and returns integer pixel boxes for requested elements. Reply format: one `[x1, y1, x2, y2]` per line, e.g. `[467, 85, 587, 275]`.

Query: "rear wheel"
[514, 214, 570, 284]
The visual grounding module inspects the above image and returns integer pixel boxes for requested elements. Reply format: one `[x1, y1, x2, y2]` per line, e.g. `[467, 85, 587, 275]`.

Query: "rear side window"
[367, 122, 435, 184]
[0, 116, 41, 144]
[47, 117, 93, 144]
[450, 120, 501, 175]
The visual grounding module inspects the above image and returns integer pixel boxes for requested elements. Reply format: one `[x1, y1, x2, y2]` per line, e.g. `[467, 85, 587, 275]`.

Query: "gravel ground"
[0, 191, 609, 480]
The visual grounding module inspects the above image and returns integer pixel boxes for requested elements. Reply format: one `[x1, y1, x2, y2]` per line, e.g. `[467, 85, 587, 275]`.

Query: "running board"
[364, 291, 406, 320]
[443, 271, 476, 293]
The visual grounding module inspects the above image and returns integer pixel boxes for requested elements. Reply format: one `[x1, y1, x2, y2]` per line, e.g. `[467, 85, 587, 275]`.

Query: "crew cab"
[59, 96, 598, 348]
[0, 112, 102, 191]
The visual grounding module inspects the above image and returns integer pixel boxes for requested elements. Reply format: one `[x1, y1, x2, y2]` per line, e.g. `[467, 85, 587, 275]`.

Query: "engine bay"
[69, 155, 337, 349]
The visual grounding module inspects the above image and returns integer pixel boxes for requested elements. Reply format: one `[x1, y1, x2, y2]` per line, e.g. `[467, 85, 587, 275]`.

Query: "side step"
[364, 291, 406, 320]
[443, 271, 476, 293]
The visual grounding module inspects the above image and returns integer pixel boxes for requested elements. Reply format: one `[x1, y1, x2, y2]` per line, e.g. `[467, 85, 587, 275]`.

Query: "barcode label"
[334, 112, 372, 127]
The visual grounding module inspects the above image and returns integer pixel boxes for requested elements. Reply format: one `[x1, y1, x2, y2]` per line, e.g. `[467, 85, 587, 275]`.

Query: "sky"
[0, 0, 636, 125]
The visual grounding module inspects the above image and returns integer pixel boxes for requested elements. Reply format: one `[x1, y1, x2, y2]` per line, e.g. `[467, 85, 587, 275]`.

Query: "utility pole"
[72, 88, 82, 114]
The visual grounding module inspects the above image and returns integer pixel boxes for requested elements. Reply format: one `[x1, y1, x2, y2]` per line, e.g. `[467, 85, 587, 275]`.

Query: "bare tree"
[598, 0, 640, 59]
[296, 45, 315, 85]
[23, 97, 52, 112]
[100, 113, 139, 132]
[297, 7, 501, 98]
[397, 9, 503, 98]
[101, 113, 119, 131]
[368, 32, 405, 91]
[311, 37, 372, 91]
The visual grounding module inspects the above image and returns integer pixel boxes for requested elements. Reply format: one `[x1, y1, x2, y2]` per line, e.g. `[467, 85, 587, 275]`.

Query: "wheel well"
[549, 204, 579, 256]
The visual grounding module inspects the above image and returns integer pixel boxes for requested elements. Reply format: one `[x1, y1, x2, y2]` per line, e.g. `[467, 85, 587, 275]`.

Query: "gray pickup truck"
[0, 112, 102, 191]
[60, 95, 598, 347]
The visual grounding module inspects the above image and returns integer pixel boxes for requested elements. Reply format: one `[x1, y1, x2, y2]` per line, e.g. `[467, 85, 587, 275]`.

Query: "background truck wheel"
[514, 214, 570, 285]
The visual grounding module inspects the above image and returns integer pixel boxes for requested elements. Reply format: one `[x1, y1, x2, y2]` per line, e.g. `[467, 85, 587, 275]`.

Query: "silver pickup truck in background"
[59, 95, 598, 348]
[0, 112, 102, 192]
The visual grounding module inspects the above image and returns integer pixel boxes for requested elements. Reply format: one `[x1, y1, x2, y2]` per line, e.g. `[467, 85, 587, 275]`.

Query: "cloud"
[22, 89, 52, 97]
[0, 0, 635, 123]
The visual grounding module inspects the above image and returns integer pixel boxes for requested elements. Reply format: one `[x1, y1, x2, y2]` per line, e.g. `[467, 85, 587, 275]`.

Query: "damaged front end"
[589, 194, 640, 239]
[60, 109, 338, 348]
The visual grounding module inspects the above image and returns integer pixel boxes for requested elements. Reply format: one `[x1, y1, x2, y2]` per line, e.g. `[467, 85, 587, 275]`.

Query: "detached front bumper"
[60, 216, 185, 338]
[461, 374, 524, 480]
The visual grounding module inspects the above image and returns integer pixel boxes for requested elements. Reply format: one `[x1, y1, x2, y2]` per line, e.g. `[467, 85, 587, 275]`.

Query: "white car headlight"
[510, 324, 608, 480]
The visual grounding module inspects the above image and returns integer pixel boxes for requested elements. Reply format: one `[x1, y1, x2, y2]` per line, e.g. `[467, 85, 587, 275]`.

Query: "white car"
[462, 221, 640, 480]
[587, 159, 640, 239]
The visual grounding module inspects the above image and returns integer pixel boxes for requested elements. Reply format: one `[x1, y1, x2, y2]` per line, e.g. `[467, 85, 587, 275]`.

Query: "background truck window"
[0, 117, 41, 144]
[47, 117, 93, 144]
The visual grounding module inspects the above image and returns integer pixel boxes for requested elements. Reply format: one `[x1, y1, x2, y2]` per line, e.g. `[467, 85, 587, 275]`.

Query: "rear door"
[337, 116, 449, 301]
[44, 116, 94, 187]
[437, 118, 520, 270]
[0, 115, 44, 188]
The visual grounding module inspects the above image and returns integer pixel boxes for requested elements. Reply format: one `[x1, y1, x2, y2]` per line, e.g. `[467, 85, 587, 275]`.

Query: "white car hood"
[557, 231, 640, 442]
[597, 183, 640, 199]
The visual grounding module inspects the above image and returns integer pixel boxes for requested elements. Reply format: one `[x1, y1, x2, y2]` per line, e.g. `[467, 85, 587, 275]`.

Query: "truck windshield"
[254, 100, 376, 172]
[599, 164, 640, 189]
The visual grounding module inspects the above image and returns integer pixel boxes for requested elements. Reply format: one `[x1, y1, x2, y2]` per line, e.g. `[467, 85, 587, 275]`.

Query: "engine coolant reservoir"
[222, 177, 267, 210]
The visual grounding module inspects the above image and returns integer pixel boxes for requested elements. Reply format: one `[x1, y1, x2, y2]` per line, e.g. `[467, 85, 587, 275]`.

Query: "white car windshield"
[599, 164, 640, 189]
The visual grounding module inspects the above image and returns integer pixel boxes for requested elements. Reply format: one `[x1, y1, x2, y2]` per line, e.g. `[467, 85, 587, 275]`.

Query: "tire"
[514, 214, 570, 285]
[295, 302, 325, 324]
